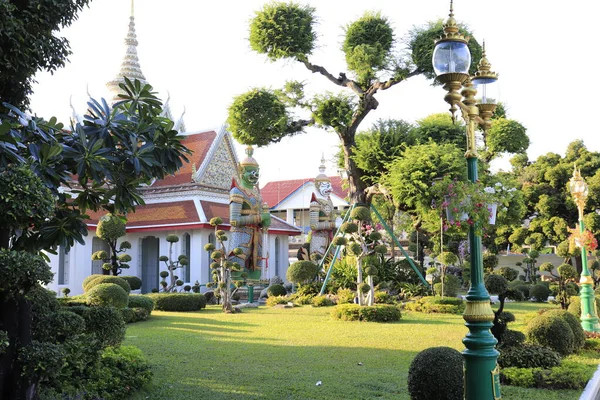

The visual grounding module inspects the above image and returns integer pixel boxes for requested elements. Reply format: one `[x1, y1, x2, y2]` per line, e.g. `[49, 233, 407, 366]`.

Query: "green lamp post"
[432, 2, 500, 399]
[568, 166, 600, 332]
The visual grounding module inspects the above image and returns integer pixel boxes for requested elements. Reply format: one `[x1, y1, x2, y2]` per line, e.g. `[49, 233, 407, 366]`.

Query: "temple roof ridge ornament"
[106, 0, 147, 103]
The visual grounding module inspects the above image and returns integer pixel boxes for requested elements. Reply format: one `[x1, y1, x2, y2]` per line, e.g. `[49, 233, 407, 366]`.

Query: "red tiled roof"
[86, 201, 199, 227]
[200, 201, 230, 225]
[152, 131, 217, 187]
[260, 176, 347, 208]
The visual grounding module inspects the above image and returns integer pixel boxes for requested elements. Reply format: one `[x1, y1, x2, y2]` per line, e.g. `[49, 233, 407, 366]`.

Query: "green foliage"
[498, 344, 561, 369]
[530, 284, 550, 302]
[86, 283, 129, 309]
[544, 309, 585, 352]
[340, 222, 359, 234]
[330, 304, 401, 322]
[487, 118, 529, 156]
[527, 312, 575, 355]
[438, 251, 458, 266]
[267, 284, 287, 297]
[342, 12, 394, 84]
[286, 260, 318, 284]
[485, 274, 508, 295]
[501, 329, 526, 348]
[412, 113, 466, 147]
[358, 282, 371, 294]
[336, 288, 355, 304]
[146, 293, 207, 312]
[128, 294, 155, 314]
[482, 253, 499, 273]
[249, 2, 315, 61]
[497, 266, 519, 281]
[266, 295, 290, 307]
[404, 296, 465, 314]
[407, 346, 463, 400]
[84, 275, 131, 294]
[350, 206, 371, 222]
[0, 165, 55, 230]
[312, 295, 336, 307]
[81, 306, 126, 348]
[120, 275, 142, 291]
[501, 361, 595, 390]
[94, 346, 153, 398]
[96, 213, 126, 242]
[433, 274, 460, 297]
[374, 291, 395, 304]
[567, 295, 600, 318]
[312, 93, 355, 131]
[0, 250, 53, 298]
[18, 340, 65, 382]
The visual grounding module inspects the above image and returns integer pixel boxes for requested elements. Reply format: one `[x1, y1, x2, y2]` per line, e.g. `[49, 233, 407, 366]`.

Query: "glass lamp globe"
[432, 40, 471, 76]
[472, 76, 499, 105]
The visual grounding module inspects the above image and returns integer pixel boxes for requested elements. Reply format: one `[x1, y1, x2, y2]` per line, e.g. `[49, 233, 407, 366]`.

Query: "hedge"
[330, 304, 401, 322]
[145, 293, 207, 312]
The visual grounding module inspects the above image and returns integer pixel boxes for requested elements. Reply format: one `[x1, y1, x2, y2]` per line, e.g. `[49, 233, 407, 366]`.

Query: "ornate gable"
[195, 128, 239, 190]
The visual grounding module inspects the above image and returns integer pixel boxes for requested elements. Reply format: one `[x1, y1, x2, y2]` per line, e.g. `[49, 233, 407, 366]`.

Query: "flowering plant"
[433, 177, 499, 235]
[568, 226, 598, 252]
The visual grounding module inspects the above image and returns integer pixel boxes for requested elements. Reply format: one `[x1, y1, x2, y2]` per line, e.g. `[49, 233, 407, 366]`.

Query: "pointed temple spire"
[106, 0, 147, 102]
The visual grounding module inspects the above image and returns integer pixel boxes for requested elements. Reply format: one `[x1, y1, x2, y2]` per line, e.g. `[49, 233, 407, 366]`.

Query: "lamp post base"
[580, 281, 600, 333]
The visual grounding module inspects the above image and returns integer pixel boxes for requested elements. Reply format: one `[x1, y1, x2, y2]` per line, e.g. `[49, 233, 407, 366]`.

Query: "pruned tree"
[438, 251, 458, 298]
[205, 217, 242, 313]
[540, 262, 578, 310]
[227, 3, 484, 204]
[90, 213, 132, 276]
[158, 234, 188, 292]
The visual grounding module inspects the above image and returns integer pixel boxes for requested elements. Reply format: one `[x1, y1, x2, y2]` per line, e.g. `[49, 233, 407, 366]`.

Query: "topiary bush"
[312, 295, 336, 307]
[82, 274, 105, 291]
[120, 276, 142, 291]
[286, 260, 318, 284]
[84, 275, 131, 294]
[81, 306, 126, 348]
[330, 304, 401, 322]
[128, 294, 154, 314]
[501, 361, 595, 390]
[266, 284, 287, 297]
[509, 282, 530, 299]
[530, 284, 550, 302]
[496, 266, 520, 282]
[145, 293, 207, 312]
[498, 344, 561, 369]
[407, 347, 463, 400]
[433, 274, 460, 297]
[544, 309, 585, 352]
[526, 312, 575, 355]
[86, 283, 129, 309]
[404, 296, 465, 314]
[501, 329, 526, 348]
[336, 288, 355, 304]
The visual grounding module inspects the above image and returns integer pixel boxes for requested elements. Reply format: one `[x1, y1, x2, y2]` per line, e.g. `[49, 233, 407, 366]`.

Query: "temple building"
[47, 3, 300, 296]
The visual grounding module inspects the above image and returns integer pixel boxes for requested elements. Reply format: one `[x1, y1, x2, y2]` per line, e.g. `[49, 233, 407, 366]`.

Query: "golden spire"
[437, 0, 469, 45]
[473, 41, 498, 81]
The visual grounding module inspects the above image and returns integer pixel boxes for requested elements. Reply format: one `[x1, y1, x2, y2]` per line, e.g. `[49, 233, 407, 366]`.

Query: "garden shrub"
[286, 260, 318, 284]
[266, 295, 290, 307]
[296, 282, 321, 296]
[120, 275, 142, 291]
[128, 294, 155, 314]
[509, 281, 530, 298]
[82, 274, 105, 290]
[407, 347, 463, 400]
[86, 283, 129, 308]
[94, 346, 152, 399]
[120, 307, 135, 323]
[530, 284, 550, 302]
[146, 293, 207, 311]
[496, 266, 519, 282]
[132, 307, 150, 322]
[57, 294, 88, 307]
[336, 288, 355, 304]
[498, 344, 561, 369]
[404, 296, 465, 314]
[501, 329, 525, 348]
[312, 295, 336, 307]
[84, 275, 131, 294]
[544, 309, 585, 352]
[267, 284, 287, 297]
[526, 312, 575, 355]
[330, 304, 401, 322]
[18, 341, 65, 383]
[501, 361, 595, 390]
[374, 291, 395, 304]
[81, 306, 126, 348]
[293, 294, 315, 305]
[432, 274, 460, 297]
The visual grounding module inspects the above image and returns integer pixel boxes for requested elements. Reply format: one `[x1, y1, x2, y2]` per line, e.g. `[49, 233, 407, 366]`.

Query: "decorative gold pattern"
[463, 300, 495, 322]
[580, 275, 594, 285]
[200, 138, 238, 189]
[436, 0, 470, 45]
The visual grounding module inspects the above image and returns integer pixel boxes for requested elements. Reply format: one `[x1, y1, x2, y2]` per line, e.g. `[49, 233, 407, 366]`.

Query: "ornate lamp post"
[568, 167, 600, 332]
[432, 2, 500, 399]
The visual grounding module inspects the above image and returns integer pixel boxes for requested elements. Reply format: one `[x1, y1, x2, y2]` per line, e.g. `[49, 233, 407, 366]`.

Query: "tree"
[540, 262, 578, 310]
[91, 213, 132, 276]
[158, 234, 188, 293]
[438, 251, 458, 298]
[227, 3, 484, 204]
[0, 80, 190, 399]
[0, 0, 91, 109]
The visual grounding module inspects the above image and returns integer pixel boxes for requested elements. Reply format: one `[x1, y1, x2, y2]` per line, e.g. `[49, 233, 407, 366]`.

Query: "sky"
[29, 0, 600, 186]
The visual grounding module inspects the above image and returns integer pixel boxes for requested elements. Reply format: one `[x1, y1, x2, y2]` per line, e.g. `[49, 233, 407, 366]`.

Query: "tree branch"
[300, 60, 364, 95]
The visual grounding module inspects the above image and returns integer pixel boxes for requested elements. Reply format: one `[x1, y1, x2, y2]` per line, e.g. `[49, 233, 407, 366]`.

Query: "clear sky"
[29, 0, 599, 186]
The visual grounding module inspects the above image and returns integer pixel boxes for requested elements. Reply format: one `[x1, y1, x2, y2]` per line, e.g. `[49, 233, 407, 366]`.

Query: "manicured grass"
[126, 302, 594, 400]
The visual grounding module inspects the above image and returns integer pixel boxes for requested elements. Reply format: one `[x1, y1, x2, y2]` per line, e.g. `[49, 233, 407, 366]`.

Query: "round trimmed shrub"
[286, 260, 318, 284]
[82, 306, 126, 348]
[530, 284, 550, 302]
[433, 274, 460, 297]
[330, 304, 401, 322]
[96, 213, 125, 242]
[120, 307, 135, 323]
[84, 275, 131, 294]
[82, 274, 105, 291]
[146, 293, 207, 312]
[498, 344, 561, 369]
[545, 309, 585, 352]
[120, 276, 142, 291]
[527, 312, 575, 355]
[128, 294, 155, 314]
[408, 347, 463, 400]
[509, 282, 530, 299]
[86, 283, 129, 309]
[350, 206, 371, 222]
[501, 329, 525, 348]
[267, 284, 287, 297]
[497, 266, 519, 282]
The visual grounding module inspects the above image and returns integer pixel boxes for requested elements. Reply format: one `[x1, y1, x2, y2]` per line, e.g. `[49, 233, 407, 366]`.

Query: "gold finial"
[240, 146, 259, 167]
[437, 0, 469, 45]
[473, 40, 498, 81]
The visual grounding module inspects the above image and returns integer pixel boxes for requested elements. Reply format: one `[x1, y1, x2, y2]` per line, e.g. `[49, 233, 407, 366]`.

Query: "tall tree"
[227, 4, 483, 204]
[0, 0, 91, 109]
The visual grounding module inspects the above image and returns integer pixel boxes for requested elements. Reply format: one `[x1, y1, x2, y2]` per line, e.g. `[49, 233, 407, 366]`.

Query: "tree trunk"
[356, 256, 364, 306]
[339, 131, 368, 205]
[367, 275, 374, 306]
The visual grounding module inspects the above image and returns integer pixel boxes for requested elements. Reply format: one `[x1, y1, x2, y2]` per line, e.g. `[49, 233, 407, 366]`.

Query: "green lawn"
[126, 302, 595, 400]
